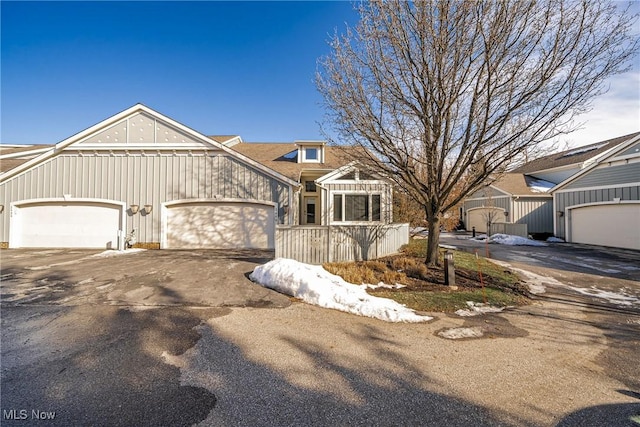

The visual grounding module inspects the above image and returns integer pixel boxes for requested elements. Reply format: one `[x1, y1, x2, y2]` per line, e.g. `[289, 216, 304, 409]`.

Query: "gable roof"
[490, 173, 554, 197]
[0, 104, 298, 187]
[551, 132, 640, 192]
[230, 142, 357, 182]
[513, 132, 640, 174]
[0, 145, 52, 172]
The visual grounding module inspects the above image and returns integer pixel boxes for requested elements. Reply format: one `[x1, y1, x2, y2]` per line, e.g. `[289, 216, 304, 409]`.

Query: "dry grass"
[323, 238, 530, 313]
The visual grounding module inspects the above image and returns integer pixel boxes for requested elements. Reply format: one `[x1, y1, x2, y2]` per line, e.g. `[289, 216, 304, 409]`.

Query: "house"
[0, 104, 401, 256]
[462, 173, 554, 236]
[551, 133, 640, 250]
[461, 132, 640, 249]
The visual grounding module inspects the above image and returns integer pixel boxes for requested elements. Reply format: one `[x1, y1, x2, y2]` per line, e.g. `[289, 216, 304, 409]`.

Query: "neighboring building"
[551, 133, 640, 250]
[462, 173, 554, 235]
[461, 131, 640, 248]
[0, 104, 396, 251]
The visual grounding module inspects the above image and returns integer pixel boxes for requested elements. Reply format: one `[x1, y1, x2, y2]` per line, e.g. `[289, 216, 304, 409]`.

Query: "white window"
[301, 146, 321, 163]
[333, 194, 382, 222]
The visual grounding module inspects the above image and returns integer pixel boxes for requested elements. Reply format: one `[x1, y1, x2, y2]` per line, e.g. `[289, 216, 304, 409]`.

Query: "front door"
[304, 197, 317, 224]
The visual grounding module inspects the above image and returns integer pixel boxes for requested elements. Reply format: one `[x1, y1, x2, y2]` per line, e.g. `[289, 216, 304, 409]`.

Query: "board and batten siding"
[0, 151, 291, 244]
[512, 197, 553, 233]
[463, 196, 511, 213]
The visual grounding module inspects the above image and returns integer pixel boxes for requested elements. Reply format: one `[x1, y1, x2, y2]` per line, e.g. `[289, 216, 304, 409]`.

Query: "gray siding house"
[552, 134, 640, 250]
[0, 104, 400, 253]
[461, 132, 639, 248]
[462, 173, 554, 236]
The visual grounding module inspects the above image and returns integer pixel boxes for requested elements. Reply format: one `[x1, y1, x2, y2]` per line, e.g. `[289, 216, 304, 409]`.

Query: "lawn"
[324, 238, 530, 313]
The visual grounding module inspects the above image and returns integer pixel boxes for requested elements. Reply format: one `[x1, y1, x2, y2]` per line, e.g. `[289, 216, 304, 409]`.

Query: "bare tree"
[317, 0, 638, 266]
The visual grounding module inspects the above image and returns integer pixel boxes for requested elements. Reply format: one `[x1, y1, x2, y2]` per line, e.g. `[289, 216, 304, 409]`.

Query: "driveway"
[439, 232, 640, 282]
[1, 248, 639, 426]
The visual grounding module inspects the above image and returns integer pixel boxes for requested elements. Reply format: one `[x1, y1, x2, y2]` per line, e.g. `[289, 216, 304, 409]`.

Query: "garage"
[11, 200, 123, 248]
[569, 203, 640, 250]
[467, 207, 506, 233]
[165, 201, 275, 249]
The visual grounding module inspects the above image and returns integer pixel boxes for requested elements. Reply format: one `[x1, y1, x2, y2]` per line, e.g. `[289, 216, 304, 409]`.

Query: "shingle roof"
[208, 135, 240, 144]
[491, 173, 554, 196]
[0, 144, 53, 173]
[230, 142, 357, 182]
[512, 132, 640, 174]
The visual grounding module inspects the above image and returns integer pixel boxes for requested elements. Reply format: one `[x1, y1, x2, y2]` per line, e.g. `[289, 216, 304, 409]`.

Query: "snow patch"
[489, 234, 547, 246]
[91, 248, 146, 258]
[438, 327, 484, 339]
[250, 258, 432, 323]
[546, 237, 565, 243]
[363, 282, 406, 290]
[490, 260, 560, 294]
[567, 286, 640, 306]
[455, 301, 506, 317]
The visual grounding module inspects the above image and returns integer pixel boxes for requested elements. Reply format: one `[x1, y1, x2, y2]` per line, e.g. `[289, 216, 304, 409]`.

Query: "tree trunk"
[425, 216, 441, 267]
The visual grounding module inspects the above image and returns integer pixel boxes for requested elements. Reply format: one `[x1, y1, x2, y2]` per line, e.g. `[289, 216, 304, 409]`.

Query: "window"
[305, 181, 317, 192]
[345, 195, 368, 221]
[333, 194, 382, 222]
[305, 147, 318, 160]
[333, 194, 342, 221]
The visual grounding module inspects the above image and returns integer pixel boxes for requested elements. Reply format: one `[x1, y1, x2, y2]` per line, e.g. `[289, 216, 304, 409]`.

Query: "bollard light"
[444, 250, 456, 287]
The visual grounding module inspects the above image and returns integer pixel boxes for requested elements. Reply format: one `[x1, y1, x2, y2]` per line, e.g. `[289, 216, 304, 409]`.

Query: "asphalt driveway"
[439, 232, 640, 282]
[1, 248, 639, 426]
[0, 248, 290, 308]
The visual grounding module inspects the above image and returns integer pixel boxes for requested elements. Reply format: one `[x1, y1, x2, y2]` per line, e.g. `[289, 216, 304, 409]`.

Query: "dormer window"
[296, 141, 325, 163]
[304, 147, 318, 161]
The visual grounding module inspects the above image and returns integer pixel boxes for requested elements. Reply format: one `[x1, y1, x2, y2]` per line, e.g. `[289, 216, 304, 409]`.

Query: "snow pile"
[455, 301, 506, 317]
[438, 327, 484, 339]
[250, 258, 432, 323]
[91, 248, 146, 258]
[489, 234, 547, 246]
[546, 237, 565, 243]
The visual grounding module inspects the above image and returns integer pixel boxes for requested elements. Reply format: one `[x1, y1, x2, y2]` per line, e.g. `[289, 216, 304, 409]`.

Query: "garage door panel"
[571, 204, 640, 250]
[167, 203, 274, 249]
[467, 208, 505, 233]
[17, 203, 122, 248]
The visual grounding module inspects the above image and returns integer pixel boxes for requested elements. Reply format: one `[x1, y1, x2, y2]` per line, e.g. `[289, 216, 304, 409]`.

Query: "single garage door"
[13, 201, 122, 248]
[166, 202, 275, 249]
[467, 208, 505, 233]
[570, 203, 640, 250]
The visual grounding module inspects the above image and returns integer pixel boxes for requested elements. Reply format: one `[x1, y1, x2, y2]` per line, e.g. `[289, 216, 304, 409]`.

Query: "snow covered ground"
[250, 258, 432, 323]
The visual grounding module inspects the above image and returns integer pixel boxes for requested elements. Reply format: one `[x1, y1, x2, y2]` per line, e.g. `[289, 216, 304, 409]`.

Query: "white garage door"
[467, 208, 505, 233]
[570, 203, 640, 250]
[166, 202, 275, 249]
[14, 202, 122, 248]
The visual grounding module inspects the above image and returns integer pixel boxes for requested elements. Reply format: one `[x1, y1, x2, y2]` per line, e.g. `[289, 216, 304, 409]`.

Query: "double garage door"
[569, 203, 640, 250]
[11, 201, 123, 249]
[165, 202, 275, 249]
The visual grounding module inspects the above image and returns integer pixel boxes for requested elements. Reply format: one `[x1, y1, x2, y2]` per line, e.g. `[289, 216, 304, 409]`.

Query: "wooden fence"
[488, 222, 528, 238]
[275, 223, 410, 265]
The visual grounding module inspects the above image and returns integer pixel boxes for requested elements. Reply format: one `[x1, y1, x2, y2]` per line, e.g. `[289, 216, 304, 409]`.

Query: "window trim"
[301, 146, 321, 163]
[331, 192, 383, 223]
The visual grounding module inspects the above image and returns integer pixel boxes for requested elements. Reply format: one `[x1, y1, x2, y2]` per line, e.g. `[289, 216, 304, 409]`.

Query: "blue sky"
[1, 1, 638, 147]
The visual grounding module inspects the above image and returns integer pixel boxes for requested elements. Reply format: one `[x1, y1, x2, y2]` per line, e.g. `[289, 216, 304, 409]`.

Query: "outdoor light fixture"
[143, 204, 153, 214]
[283, 204, 290, 214]
[557, 211, 564, 217]
[504, 211, 509, 217]
[130, 204, 139, 214]
[0, 205, 4, 214]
